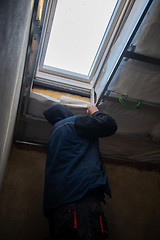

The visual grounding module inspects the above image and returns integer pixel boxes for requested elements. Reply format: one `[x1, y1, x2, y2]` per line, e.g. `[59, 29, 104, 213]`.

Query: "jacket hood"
[43, 104, 74, 125]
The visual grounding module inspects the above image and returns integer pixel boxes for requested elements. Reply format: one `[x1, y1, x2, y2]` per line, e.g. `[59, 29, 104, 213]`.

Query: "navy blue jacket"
[43, 104, 117, 216]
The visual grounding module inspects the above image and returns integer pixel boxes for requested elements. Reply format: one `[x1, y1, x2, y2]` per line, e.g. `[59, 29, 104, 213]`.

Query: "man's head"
[43, 104, 73, 125]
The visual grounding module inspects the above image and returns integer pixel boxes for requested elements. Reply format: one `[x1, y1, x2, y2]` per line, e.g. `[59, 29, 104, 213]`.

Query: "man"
[43, 103, 118, 240]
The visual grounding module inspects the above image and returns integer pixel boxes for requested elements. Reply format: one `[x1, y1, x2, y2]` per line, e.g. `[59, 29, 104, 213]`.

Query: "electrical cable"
[119, 94, 142, 108]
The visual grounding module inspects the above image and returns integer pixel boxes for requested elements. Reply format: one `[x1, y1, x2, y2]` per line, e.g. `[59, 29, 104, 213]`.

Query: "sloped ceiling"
[100, 0, 160, 163]
[98, 0, 160, 162]
[16, 0, 160, 164]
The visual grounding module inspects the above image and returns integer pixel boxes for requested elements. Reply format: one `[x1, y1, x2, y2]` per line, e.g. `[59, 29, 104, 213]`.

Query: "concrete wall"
[0, 0, 34, 189]
[104, 163, 160, 240]
[0, 145, 160, 240]
[0, 145, 49, 240]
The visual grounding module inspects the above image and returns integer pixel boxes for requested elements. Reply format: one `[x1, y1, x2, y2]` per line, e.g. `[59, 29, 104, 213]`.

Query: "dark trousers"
[48, 195, 109, 240]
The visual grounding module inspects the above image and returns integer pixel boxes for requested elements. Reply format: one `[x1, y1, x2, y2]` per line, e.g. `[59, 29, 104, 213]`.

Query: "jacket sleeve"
[75, 111, 118, 139]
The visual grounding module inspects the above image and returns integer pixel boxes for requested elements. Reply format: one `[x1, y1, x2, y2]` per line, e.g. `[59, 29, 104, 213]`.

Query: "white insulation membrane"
[108, 0, 160, 104]
[97, 0, 160, 163]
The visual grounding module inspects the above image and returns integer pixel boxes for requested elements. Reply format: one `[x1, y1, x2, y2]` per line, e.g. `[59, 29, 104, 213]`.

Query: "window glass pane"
[44, 0, 118, 76]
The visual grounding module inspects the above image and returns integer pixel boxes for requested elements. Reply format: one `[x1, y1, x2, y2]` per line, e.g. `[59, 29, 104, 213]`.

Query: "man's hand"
[87, 104, 99, 115]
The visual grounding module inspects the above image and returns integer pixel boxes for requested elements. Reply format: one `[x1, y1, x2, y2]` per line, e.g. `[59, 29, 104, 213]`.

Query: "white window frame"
[34, 0, 151, 103]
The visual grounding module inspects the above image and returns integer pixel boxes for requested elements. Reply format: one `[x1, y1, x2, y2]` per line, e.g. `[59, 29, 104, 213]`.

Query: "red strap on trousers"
[74, 207, 78, 229]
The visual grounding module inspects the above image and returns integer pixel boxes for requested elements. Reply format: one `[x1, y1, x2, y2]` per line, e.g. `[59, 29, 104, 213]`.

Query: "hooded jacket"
[43, 104, 117, 216]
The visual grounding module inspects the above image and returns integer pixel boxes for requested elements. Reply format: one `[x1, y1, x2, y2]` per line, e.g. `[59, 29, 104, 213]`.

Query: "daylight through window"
[44, 0, 118, 76]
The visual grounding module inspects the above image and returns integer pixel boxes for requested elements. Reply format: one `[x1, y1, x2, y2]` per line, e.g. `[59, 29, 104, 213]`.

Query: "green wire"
[119, 94, 142, 108]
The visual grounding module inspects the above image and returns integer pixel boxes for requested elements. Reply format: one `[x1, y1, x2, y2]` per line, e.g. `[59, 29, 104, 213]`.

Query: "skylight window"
[44, 0, 118, 76]
[35, 0, 137, 96]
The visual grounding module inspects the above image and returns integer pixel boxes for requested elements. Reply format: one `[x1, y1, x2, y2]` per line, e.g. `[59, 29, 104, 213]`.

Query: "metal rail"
[123, 51, 160, 66]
